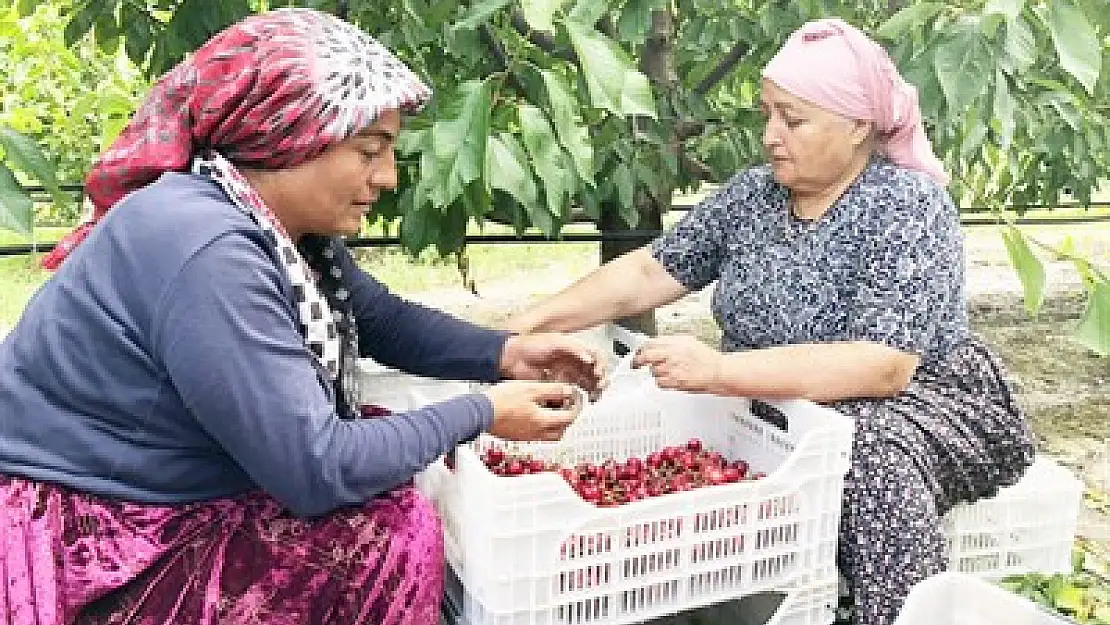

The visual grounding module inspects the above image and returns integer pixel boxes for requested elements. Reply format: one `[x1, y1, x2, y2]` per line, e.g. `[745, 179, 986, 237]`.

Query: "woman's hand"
[483, 381, 584, 441]
[633, 335, 723, 394]
[499, 333, 606, 394]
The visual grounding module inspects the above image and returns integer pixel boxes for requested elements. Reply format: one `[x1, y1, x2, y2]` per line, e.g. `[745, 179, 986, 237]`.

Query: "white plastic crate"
[352, 358, 472, 412]
[893, 571, 1073, 625]
[423, 360, 853, 625]
[943, 456, 1083, 579]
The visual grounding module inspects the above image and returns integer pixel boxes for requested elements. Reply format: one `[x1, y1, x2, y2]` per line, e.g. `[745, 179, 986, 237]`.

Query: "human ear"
[848, 118, 874, 147]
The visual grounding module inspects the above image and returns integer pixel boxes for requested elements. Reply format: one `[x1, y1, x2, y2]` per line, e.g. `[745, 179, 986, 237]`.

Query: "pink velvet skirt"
[1, 474, 444, 625]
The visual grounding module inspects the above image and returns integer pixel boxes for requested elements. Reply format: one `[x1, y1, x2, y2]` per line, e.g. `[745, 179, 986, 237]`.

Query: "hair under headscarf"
[761, 18, 949, 186]
[41, 7, 431, 270]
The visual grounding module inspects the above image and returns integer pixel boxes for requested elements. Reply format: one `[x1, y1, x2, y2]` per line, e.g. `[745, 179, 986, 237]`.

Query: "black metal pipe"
[4, 215, 1110, 258]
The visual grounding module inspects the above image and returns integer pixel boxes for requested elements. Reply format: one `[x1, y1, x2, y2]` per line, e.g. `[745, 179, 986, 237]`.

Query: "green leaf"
[93, 4, 121, 55]
[985, 0, 1024, 21]
[399, 200, 436, 254]
[1047, 0, 1102, 94]
[992, 70, 1016, 149]
[564, 22, 656, 118]
[122, 3, 155, 66]
[0, 163, 34, 236]
[427, 79, 493, 209]
[933, 24, 994, 112]
[1003, 16, 1037, 73]
[540, 69, 595, 184]
[63, 0, 101, 47]
[1052, 583, 1089, 615]
[1076, 279, 1110, 357]
[616, 0, 656, 43]
[567, 0, 612, 27]
[520, 0, 566, 33]
[519, 105, 575, 216]
[982, 13, 1006, 39]
[17, 0, 38, 18]
[1040, 93, 1083, 131]
[451, 0, 512, 30]
[486, 134, 548, 234]
[1001, 226, 1046, 317]
[460, 179, 492, 220]
[0, 127, 66, 211]
[612, 162, 636, 226]
[876, 3, 945, 39]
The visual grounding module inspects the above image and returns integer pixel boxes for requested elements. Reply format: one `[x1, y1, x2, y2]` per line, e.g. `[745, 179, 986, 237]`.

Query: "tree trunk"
[599, 8, 676, 337]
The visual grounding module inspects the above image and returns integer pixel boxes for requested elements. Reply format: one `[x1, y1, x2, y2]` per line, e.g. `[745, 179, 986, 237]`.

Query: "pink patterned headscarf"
[762, 18, 949, 186]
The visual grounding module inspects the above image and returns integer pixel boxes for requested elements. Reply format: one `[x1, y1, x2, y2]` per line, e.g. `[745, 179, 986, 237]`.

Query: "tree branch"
[681, 152, 714, 181]
[479, 24, 528, 93]
[694, 41, 750, 96]
[597, 15, 618, 39]
[676, 120, 705, 141]
[509, 8, 577, 63]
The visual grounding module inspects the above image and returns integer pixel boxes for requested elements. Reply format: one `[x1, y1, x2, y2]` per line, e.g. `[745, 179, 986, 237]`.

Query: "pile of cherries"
[481, 439, 766, 507]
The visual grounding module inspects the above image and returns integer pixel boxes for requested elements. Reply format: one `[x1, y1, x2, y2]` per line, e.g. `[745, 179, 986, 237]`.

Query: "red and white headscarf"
[43, 8, 432, 417]
[762, 18, 949, 186]
[43, 7, 431, 269]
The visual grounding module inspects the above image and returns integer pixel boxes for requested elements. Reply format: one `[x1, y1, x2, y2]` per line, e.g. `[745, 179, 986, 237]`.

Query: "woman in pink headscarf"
[506, 18, 1033, 625]
[0, 8, 604, 625]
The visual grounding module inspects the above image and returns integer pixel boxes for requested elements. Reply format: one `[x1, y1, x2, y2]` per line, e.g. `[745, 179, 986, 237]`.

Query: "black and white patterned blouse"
[651, 157, 968, 367]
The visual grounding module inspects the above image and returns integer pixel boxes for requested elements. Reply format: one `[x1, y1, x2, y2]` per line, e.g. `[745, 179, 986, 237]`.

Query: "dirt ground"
[405, 224, 1110, 550]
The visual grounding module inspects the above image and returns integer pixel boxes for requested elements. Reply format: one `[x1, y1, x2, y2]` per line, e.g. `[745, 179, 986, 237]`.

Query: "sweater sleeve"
[152, 232, 494, 517]
[335, 243, 509, 381]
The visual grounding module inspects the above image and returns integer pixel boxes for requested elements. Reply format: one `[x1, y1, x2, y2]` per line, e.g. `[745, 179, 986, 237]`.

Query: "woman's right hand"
[482, 381, 584, 441]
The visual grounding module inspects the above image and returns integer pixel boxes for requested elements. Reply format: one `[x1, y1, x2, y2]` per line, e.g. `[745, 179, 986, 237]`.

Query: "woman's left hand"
[499, 333, 606, 393]
[633, 335, 723, 394]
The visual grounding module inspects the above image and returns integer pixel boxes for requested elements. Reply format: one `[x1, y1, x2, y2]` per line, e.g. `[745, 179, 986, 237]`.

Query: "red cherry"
[579, 484, 601, 502]
[485, 448, 505, 466]
[705, 468, 725, 485]
[686, 438, 703, 452]
[504, 460, 525, 476]
[722, 467, 741, 483]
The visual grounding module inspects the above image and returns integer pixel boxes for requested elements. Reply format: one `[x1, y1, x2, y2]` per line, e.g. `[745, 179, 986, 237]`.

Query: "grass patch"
[0, 255, 49, 332]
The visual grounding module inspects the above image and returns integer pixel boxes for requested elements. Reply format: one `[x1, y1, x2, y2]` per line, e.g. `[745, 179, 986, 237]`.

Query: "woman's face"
[260, 109, 401, 239]
[760, 79, 870, 196]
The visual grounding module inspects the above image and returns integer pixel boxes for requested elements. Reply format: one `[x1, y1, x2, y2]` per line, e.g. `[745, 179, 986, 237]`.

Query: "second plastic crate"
[893, 571, 1074, 625]
[943, 456, 1083, 578]
[422, 366, 853, 625]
